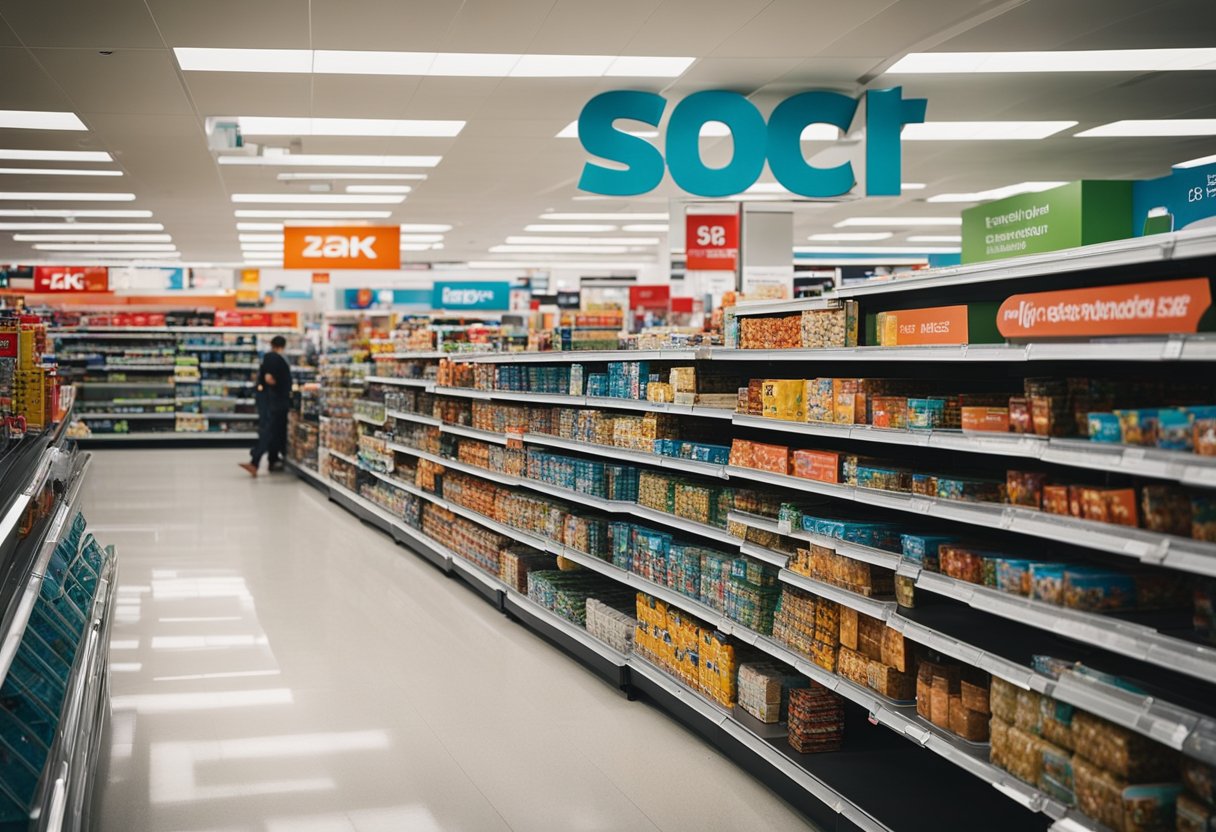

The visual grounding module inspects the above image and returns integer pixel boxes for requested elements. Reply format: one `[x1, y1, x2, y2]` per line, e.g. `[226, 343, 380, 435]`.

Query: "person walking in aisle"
[239, 335, 293, 477]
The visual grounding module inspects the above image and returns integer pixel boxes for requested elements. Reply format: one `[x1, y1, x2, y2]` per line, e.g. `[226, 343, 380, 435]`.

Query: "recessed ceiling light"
[902, 122, 1076, 140]
[236, 222, 284, 231]
[400, 223, 452, 232]
[1175, 153, 1216, 169]
[1075, 119, 1216, 137]
[0, 149, 112, 162]
[240, 243, 283, 251]
[0, 191, 136, 201]
[178, 48, 693, 78]
[32, 243, 177, 251]
[57, 251, 183, 260]
[927, 181, 1067, 203]
[540, 212, 668, 221]
[13, 233, 171, 242]
[794, 245, 961, 254]
[400, 234, 443, 243]
[276, 172, 427, 181]
[218, 154, 441, 168]
[0, 209, 151, 217]
[399, 243, 435, 251]
[834, 217, 962, 227]
[900, 183, 927, 190]
[231, 193, 404, 205]
[907, 235, 962, 242]
[0, 222, 162, 231]
[887, 48, 1216, 74]
[238, 234, 282, 243]
[0, 110, 87, 131]
[236, 116, 464, 138]
[466, 259, 652, 269]
[524, 224, 618, 232]
[0, 167, 121, 177]
[174, 48, 313, 73]
[506, 236, 659, 245]
[621, 224, 669, 232]
[808, 232, 894, 241]
[490, 244, 631, 254]
[345, 185, 412, 194]
[234, 210, 393, 219]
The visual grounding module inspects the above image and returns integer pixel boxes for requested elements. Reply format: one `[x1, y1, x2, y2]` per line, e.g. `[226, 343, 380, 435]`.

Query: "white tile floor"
[86, 449, 817, 832]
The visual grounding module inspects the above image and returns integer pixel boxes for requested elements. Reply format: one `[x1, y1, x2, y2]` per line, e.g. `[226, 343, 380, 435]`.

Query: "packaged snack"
[1014, 687, 1042, 734]
[1116, 409, 1160, 446]
[1176, 792, 1213, 832]
[907, 397, 947, 430]
[1039, 696, 1075, 750]
[1007, 470, 1048, 508]
[1192, 406, 1216, 456]
[805, 378, 835, 423]
[961, 677, 990, 714]
[911, 473, 937, 497]
[1062, 567, 1137, 612]
[949, 694, 990, 742]
[900, 534, 957, 571]
[787, 683, 845, 754]
[868, 660, 916, 701]
[1031, 563, 1067, 604]
[1156, 408, 1194, 451]
[880, 627, 911, 672]
[791, 450, 841, 484]
[1072, 711, 1179, 780]
[935, 477, 1004, 503]
[1141, 485, 1193, 537]
[870, 396, 908, 429]
[839, 606, 858, 650]
[894, 574, 916, 608]
[1009, 398, 1032, 433]
[1193, 495, 1216, 543]
[762, 379, 806, 422]
[856, 615, 884, 660]
[1182, 756, 1215, 803]
[1088, 412, 1124, 443]
[837, 645, 868, 685]
[940, 545, 986, 584]
[990, 677, 1019, 723]
[996, 559, 1038, 596]
[749, 441, 790, 474]
[1043, 485, 1070, 516]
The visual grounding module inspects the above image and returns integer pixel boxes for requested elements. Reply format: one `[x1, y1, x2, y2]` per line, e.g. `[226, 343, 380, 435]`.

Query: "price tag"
[910, 497, 933, 515]
[1122, 446, 1147, 462]
[1161, 338, 1185, 360]
[777, 518, 792, 534]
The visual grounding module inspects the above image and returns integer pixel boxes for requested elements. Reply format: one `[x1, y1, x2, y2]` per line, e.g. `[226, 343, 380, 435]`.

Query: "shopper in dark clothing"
[239, 335, 293, 477]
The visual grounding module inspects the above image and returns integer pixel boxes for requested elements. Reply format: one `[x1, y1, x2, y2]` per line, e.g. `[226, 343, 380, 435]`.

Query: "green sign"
[961, 181, 1132, 264]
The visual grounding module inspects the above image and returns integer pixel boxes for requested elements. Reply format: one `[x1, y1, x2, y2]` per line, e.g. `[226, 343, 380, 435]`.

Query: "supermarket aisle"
[84, 449, 816, 832]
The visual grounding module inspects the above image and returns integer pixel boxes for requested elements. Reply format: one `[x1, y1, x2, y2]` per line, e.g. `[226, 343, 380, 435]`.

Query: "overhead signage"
[629, 284, 670, 310]
[996, 278, 1212, 339]
[432, 281, 511, 311]
[891, 305, 970, 345]
[283, 225, 401, 270]
[32, 266, 108, 293]
[685, 214, 739, 271]
[312, 272, 330, 284]
[961, 181, 1132, 264]
[556, 290, 581, 309]
[1133, 161, 1216, 236]
[577, 87, 926, 198]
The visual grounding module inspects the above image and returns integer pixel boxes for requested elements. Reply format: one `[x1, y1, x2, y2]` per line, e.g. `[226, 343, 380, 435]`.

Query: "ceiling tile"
[0, 0, 162, 48]
[309, 0, 460, 50]
[526, 0, 659, 54]
[441, 0, 555, 52]
[182, 74, 312, 117]
[0, 47, 75, 110]
[34, 49, 194, 116]
[308, 75, 427, 119]
[709, 0, 899, 58]
[148, 0, 310, 48]
[621, 0, 772, 55]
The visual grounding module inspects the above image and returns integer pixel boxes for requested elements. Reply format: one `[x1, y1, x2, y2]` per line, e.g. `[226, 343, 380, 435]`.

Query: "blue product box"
[1086, 412, 1123, 443]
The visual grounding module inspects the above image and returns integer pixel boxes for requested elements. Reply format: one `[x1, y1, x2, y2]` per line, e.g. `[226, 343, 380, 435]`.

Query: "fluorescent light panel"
[466, 259, 650, 269]
[903, 121, 1076, 140]
[0, 167, 121, 177]
[233, 210, 393, 218]
[794, 245, 960, 254]
[524, 224, 617, 232]
[345, 185, 411, 194]
[0, 149, 112, 162]
[13, 233, 170, 242]
[0, 209, 150, 217]
[0, 222, 162, 231]
[555, 122, 656, 139]
[540, 212, 667, 221]
[236, 222, 285, 231]
[0, 192, 135, 201]
[835, 217, 962, 227]
[907, 235, 962, 242]
[238, 234, 282, 242]
[276, 172, 426, 181]
[176, 48, 694, 78]
[0, 110, 87, 131]
[218, 154, 440, 168]
[490, 244, 630, 253]
[622, 224, 668, 232]
[33, 243, 177, 251]
[231, 193, 404, 205]
[809, 232, 893, 241]
[927, 181, 1066, 203]
[240, 243, 283, 251]
[506, 236, 658, 245]
[1075, 119, 1216, 137]
[236, 116, 464, 138]
[888, 48, 1216, 74]
[400, 223, 452, 232]
[1176, 153, 1216, 169]
[400, 234, 443, 242]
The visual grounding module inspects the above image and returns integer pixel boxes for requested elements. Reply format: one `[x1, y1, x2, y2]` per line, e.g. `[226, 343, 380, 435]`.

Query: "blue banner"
[1133, 161, 1216, 236]
[431, 281, 511, 310]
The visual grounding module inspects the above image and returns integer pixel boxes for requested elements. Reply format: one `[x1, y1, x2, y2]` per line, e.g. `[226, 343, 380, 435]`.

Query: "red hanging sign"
[686, 213, 739, 271]
[629, 285, 670, 310]
[33, 266, 108, 293]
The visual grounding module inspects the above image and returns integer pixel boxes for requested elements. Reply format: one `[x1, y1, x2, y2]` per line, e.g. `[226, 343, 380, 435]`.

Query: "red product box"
[792, 449, 841, 484]
[962, 407, 1010, 433]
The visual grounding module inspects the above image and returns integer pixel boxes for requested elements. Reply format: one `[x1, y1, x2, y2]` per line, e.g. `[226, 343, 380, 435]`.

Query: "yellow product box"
[646, 382, 674, 403]
[761, 379, 806, 422]
[805, 378, 835, 423]
[670, 366, 697, 394]
[876, 312, 900, 347]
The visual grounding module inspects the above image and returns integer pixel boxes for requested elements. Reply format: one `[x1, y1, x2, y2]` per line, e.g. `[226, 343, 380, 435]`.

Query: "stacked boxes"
[787, 683, 846, 753]
[738, 662, 808, 724]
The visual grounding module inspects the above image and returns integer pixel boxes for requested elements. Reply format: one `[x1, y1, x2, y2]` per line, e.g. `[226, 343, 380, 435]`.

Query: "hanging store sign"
[996, 278, 1212, 339]
[431, 281, 511, 311]
[629, 284, 670, 309]
[283, 225, 401, 270]
[685, 214, 739, 271]
[32, 266, 108, 292]
[577, 87, 926, 198]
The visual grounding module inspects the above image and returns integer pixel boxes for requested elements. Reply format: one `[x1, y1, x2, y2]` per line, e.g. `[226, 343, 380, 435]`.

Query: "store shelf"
[728, 511, 903, 572]
[386, 409, 442, 427]
[431, 385, 733, 419]
[178, 345, 257, 352]
[365, 375, 433, 388]
[98, 364, 175, 371]
[77, 381, 175, 389]
[53, 326, 299, 334]
[583, 396, 734, 420]
[76, 412, 175, 420]
[724, 465, 1216, 577]
[353, 413, 387, 426]
[200, 362, 258, 370]
[324, 447, 359, 467]
[201, 413, 257, 420]
[707, 338, 1216, 363]
[440, 423, 508, 445]
[77, 431, 257, 442]
[523, 432, 729, 479]
[731, 297, 840, 317]
[461, 348, 700, 364]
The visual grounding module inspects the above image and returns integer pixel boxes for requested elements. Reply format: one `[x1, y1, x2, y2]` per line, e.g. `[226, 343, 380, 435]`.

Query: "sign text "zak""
[283, 226, 401, 270]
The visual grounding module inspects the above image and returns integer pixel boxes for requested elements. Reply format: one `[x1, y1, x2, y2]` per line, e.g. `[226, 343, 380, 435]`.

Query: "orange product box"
[729, 439, 755, 468]
[751, 442, 791, 475]
[961, 407, 1010, 433]
[1042, 485, 1070, 516]
[870, 396, 909, 429]
[792, 449, 841, 484]
[1104, 489, 1139, 527]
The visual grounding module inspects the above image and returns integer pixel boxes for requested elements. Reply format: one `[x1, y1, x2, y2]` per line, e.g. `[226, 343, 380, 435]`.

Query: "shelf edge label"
[997, 278, 1212, 338]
